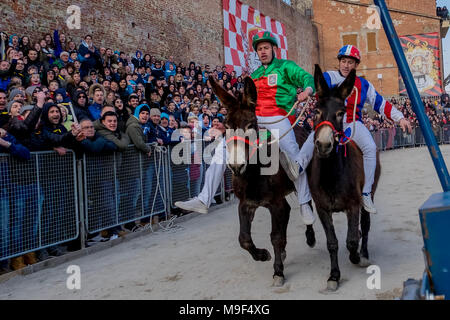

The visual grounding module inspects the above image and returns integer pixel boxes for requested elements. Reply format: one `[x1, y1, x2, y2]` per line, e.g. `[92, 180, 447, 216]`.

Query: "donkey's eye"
[336, 111, 345, 119]
[314, 109, 322, 121]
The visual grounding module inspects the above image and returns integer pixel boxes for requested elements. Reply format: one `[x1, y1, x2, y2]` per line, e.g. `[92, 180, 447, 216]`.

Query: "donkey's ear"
[209, 75, 237, 108]
[242, 77, 257, 111]
[337, 69, 356, 101]
[314, 64, 329, 99]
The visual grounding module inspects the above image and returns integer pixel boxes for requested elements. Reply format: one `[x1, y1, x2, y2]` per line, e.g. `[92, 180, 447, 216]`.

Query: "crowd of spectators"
[0, 29, 243, 273]
[361, 95, 450, 138]
[1, 28, 449, 274]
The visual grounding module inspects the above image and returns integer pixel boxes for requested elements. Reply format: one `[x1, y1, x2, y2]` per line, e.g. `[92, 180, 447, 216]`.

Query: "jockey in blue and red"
[323, 46, 403, 124]
[298, 45, 411, 214]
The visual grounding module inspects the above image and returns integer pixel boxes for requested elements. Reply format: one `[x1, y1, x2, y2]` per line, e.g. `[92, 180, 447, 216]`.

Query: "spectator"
[78, 35, 100, 78]
[95, 110, 130, 151]
[88, 84, 106, 120]
[0, 89, 8, 127]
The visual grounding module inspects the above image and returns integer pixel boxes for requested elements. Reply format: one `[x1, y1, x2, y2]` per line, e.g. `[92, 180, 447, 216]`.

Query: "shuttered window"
[342, 34, 358, 47]
[367, 32, 377, 52]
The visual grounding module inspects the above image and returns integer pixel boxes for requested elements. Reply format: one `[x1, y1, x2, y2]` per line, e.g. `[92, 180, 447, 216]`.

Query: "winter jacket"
[79, 132, 117, 154]
[70, 90, 92, 122]
[29, 103, 76, 151]
[94, 120, 130, 151]
[0, 133, 30, 160]
[6, 105, 42, 148]
[0, 108, 9, 128]
[88, 102, 103, 121]
[125, 105, 151, 154]
[0, 59, 16, 91]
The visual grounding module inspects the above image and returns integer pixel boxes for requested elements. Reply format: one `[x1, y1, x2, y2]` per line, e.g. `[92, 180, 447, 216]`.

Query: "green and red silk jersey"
[251, 58, 315, 119]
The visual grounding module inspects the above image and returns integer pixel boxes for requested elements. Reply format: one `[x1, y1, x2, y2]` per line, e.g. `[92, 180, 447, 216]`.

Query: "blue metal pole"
[374, 0, 450, 192]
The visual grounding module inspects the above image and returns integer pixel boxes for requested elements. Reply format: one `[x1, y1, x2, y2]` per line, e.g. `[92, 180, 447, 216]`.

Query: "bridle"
[225, 122, 273, 162]
[314, 85, 359, 147]
[225, 135, 261, 162]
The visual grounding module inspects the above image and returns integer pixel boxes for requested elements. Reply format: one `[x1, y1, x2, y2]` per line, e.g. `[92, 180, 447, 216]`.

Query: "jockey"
[175, 31, 317, 225]
[298, 45, 412, 213]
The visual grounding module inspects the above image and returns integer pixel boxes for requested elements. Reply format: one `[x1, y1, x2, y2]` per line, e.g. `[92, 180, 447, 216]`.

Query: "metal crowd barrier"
[371, 126, 448, 151]
[83, 144, 169, 234]
[4, 125, 450, 261]
[168, 139, 224, 210]
[0, 151, 79, 261]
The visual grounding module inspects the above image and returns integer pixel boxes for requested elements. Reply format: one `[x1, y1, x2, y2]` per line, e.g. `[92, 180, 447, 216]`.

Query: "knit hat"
[25, 85, 39, 97]
[161, 112, 169, 121]
[139, 105, 150, 114]
[7, 99, 23, 112]
[150, 108, 161, 117]
[20, 104, 34, 115]
[8, 88, 24, 101]
[60, 51, 69, 58]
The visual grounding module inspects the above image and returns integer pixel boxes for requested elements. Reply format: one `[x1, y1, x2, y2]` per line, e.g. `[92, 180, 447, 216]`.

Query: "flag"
[223, 0, 288, 76]
[398, 32, 443, 96]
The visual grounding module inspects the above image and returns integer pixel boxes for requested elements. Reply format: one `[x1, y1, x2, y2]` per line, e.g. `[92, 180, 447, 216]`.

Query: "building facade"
[312, 0, 445, 96]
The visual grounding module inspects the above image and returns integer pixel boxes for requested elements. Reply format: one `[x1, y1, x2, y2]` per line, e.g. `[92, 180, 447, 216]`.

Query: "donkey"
[209, 75, 315, 287]
[308, 65, 381, 291]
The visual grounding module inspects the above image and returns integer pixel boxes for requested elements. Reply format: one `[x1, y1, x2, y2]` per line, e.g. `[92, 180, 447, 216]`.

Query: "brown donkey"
[209, 75, 315, 287]
[308, 65, 381, 291]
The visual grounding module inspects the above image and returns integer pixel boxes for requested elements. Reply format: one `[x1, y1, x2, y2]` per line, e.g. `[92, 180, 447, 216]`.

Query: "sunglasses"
[78, 96, 87, 99]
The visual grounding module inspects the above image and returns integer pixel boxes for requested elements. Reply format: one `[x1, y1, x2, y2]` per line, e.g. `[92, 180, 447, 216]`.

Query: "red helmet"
[337, 45, 361, 62]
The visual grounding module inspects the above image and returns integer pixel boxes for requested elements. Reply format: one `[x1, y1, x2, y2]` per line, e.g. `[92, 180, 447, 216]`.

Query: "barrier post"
[77, 159, 86, 249]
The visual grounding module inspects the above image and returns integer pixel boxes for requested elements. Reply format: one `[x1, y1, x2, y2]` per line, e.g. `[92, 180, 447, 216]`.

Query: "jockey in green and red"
[251, 31, 315, 120]
[250, 31, 316, 225]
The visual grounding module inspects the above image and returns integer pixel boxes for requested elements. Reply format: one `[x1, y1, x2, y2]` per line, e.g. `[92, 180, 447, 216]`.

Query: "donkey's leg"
[359, 208, 371, 267]
[317, 208, 340, 291]
[346, 206, 361, 265]
[269, 199, 290, 286]
[305, 201, 316, 248]
[238, 202, 271, 262]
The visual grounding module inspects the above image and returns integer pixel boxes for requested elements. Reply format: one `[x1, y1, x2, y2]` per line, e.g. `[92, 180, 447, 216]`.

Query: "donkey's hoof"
[306, 229, 316, 248]
[359, 257, 371, 268]
[272, 275, 285, 287]
[263, 250, 272, 262]
[349, 253, 361, 265]
[255, 249, 271, 261]
[281, 250, 287, 262]
[326, 280, 339, 292]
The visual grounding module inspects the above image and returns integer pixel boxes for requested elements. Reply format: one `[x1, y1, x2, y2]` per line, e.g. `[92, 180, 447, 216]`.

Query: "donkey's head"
[312, 64, 356, 158]
[209, 75, 258, 175]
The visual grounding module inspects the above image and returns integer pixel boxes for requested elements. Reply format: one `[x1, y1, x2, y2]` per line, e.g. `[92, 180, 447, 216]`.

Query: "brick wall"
[0, 0, 318, 73]
[312, 0, 441, 96]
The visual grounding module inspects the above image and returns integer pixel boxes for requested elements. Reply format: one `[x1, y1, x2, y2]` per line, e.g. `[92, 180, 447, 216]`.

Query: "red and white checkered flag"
[223, 0, 288, 76]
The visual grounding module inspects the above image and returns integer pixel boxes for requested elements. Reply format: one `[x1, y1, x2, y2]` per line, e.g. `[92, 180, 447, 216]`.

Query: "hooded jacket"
[71, 90, 92, 122]
[125, 104, 152, 154]
[131, 51, 145, 69]
[30, 103, 76, 151]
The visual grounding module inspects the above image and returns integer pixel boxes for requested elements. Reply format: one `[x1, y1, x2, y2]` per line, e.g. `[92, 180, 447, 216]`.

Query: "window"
[342, 34, 358, 48]
[367, 32, 377, 52]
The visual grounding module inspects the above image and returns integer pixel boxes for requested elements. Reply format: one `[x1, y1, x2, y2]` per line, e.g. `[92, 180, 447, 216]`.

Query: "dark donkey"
[308, 65, 381, 291]
[209, 75, 315, 287]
